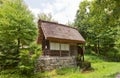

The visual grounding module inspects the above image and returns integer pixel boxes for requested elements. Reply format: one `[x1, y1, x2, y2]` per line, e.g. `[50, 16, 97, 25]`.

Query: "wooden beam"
[69, 45, 70, 56]
[82, 44, 85, 61]
[59, 41, 61, 57]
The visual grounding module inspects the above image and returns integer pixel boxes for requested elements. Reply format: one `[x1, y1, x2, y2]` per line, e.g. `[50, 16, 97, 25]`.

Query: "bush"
[0, 69, 29, 78]
[18, 50, 34, 75]
[18, 43, 41, 75]
[0, 69, 18, 75]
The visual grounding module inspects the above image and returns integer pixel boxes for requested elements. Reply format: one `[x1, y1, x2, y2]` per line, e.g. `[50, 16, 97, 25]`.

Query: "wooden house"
[37, 20, 85, 61]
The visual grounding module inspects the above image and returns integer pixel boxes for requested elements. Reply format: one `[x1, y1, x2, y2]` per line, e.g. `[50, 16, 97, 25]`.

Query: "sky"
[24, 0, 83, 24]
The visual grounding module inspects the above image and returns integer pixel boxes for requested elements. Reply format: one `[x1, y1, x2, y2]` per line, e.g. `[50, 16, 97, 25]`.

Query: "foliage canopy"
[74, 0, 120, 55]
[0, 0, 37, 67]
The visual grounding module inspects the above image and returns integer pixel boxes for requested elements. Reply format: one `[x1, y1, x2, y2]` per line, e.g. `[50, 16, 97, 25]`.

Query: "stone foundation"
[35, 56, 77, 72]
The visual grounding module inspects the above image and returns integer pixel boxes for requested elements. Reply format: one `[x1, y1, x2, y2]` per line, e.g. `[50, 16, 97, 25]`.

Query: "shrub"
[18, 50, 34, 75]
[0, 69, 18, 75]
[18, 43, 41, 75]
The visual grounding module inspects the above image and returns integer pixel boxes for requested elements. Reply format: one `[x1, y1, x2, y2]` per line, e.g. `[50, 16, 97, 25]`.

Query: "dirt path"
[116, 73, 120, 78]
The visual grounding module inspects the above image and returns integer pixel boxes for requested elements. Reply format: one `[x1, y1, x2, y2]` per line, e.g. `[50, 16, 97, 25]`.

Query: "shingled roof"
[38, 20, 85, 44]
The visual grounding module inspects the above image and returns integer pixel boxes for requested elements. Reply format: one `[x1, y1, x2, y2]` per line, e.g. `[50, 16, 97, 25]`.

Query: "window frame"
[50, 42, 70, 51]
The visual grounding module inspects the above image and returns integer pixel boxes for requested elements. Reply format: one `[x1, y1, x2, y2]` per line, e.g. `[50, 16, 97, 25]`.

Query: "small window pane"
[50, 42, 59, 50]
[61, 44, 69, 51]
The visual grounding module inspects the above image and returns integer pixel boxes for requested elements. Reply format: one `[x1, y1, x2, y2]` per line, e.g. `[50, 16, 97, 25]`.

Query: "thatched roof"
[38, 20, 85, 44]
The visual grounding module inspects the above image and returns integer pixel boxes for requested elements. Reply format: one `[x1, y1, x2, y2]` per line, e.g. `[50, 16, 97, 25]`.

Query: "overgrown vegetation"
[0, 0, 120, 78]
[0, 0, 41, 76]
[18, 42, 41, 75]
[0, 0, 36, 67]
[74, 0, 120, 59]
[1, 54, 120, 78]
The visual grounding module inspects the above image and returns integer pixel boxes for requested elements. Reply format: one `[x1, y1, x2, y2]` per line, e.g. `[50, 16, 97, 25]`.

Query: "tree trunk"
[94, 44, 97, 53]
[17, 38, 20, 54]
[17, 28, 20, 54]
[97, 38, 100, 54]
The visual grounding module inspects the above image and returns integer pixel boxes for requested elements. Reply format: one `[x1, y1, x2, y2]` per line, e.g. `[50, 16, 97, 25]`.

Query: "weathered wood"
[47, 37, 85, 44]
[59, 42, 62, 57]
[37, 20, 85, 57]
[77, 45, 84, 61]
[42, 41, 84, 57]
[45, 50, 70, 56]
[82, 45, 85, 61]
[70, 45, 78, 56]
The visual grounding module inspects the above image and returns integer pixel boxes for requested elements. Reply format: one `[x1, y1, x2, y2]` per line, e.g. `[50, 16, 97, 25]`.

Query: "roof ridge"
[38, 19, 78, 30]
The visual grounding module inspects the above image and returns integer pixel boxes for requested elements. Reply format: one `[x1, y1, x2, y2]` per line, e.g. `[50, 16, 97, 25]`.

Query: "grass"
[46, 54, 120, 78]
[1, 54, 120, 78]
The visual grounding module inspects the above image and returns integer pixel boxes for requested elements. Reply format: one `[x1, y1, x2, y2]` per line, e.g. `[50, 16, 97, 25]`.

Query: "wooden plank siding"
[42, 39, 79, 56]
[70, 45, 78, 56]
[41, 32, 82, 57]
[45, 50, 70, 56]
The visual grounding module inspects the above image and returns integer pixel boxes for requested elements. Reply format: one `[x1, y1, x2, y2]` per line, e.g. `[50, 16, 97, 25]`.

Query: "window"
[50, 42, 59, 50]
[50, 42, 69, 51]
[61, 44, 69, 51]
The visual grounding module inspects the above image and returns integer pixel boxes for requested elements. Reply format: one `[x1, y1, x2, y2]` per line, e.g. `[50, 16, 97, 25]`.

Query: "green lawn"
[1, 54, 120, 78]
[44, 54, 120, 78]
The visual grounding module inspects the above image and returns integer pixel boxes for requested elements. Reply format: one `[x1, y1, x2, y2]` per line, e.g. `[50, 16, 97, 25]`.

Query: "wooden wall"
[41, 38, 83, 57]
[45, 50, 69, 56]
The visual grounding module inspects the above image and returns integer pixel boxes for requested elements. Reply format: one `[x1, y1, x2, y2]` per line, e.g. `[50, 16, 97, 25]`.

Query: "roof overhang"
[46, 37, 85, 44]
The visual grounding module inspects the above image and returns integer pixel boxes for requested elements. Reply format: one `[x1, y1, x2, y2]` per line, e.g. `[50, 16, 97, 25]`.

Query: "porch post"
[59, 41, 61, 57]
[69, 45, 70, 56]
[82, 44, 85, 61]
[69, 51, 70, 56]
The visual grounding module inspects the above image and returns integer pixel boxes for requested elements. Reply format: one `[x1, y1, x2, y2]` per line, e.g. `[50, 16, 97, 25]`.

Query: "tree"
[38, 13, 56, 22]
[0, 0, 36, 67]
[74, 0, 120, 55]
[66, 21, 74, 27]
